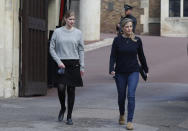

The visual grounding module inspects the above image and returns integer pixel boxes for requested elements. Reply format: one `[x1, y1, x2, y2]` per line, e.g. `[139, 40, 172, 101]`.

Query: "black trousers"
[58, 84, 75, 119]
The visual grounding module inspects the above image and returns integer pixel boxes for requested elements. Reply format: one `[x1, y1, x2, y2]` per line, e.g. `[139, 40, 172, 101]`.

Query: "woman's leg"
[58, 84, 66, 111]
[57, 84, 66, 121]
[67, 86, 76, 120]
[115, 74, 128, 116]
[127, 72, 139, 122]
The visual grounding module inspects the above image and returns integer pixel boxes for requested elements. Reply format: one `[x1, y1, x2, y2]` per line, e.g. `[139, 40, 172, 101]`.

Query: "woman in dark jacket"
[109, 18, 148, 130]
[50, 11, 84, 125]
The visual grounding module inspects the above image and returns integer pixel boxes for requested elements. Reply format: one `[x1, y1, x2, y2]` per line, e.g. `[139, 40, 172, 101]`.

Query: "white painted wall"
[79, 0, 101, 41]
[0, 0, 20, 98]
[48, 0, 61, 33]
[161, 0, 188, 37]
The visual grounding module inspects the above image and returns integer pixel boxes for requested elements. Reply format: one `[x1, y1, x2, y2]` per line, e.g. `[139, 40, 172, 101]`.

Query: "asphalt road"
[0, 36, 188, 131]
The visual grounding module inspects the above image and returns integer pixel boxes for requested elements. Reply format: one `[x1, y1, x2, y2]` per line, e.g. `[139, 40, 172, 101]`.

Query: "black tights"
[58, 84, 75, 119]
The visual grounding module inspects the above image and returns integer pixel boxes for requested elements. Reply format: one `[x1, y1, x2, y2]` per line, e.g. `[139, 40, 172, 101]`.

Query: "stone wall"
[101, 0, 144, 34]
[140, 0, 149, 34]
[148, 0, 161, 35]
[149, 0, 160, 18]
[161, 0, 188, 37]
[0, 0, 20, 98]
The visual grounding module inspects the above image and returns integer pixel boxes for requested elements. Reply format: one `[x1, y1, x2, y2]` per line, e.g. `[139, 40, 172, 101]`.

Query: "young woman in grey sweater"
[50, 11, 84, 125]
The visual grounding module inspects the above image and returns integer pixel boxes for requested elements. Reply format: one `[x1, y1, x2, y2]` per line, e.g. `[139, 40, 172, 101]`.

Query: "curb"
[85, 38, 113, 52]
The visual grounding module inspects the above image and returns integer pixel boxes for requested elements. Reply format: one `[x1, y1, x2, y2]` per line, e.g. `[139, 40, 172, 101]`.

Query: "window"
[184, 0, 188, 16]
[169, 0, 181, 17]
[108, 2, 114, 11]
[169, 0, 188, 17]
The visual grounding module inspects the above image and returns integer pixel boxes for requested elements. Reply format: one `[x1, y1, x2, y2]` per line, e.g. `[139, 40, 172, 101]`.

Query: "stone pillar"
[0, 0, 20, 98]
[79, 0, 101, 41]
[160, 0, 169, 36]
[48, 0, 61, 31]
[140, 0, 149, 34]
[0, 0, 5, 97]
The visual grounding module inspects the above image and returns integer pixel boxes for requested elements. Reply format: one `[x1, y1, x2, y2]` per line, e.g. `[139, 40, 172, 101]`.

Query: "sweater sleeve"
[109, 38, 117, 74]
[78, 32, 85, 71]
[49, 31, 63, 66]
[137, 38, 149, 73]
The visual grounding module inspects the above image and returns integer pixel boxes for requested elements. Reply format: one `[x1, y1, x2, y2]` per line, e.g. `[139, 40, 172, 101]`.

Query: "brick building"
[101, 0, 145, 34]
[101, 0, 161, 35]
[101, 0, 188, 37]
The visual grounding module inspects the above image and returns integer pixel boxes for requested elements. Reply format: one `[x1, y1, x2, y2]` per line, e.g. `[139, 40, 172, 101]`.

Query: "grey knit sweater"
[49, 26, 84, 71]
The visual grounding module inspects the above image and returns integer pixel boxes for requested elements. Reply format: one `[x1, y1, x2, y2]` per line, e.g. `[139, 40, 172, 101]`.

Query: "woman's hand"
[80, 71, 84, 76]
[58, 63, 65, 68]
[111, 71, 115, 76]
[146, 73, 149, 78]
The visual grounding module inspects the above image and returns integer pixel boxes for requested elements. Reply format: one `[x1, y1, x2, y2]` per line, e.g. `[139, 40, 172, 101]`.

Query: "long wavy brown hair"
[120, 18, 137, 42]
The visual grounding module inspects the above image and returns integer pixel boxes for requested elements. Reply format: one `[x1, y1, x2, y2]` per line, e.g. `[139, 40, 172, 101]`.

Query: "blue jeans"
[115, 72, 139, 122]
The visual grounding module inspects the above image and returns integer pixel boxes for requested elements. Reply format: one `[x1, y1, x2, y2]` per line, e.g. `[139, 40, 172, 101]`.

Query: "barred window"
[184, 0, 188, 17]
[169, 0, 180, 17]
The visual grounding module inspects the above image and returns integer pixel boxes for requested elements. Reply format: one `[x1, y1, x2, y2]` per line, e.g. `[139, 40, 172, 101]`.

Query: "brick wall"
[101, 0, 144, 34]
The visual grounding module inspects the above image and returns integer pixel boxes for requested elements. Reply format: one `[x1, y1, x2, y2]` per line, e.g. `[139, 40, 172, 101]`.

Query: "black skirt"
[56, 60, 83, 87]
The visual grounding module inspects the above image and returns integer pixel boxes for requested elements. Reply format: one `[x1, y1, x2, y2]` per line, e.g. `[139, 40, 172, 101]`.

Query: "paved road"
[0, 36, 188, 131]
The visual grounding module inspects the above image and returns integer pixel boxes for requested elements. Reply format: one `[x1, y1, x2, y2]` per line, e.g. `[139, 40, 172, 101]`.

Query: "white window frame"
[179, 0, 187, 17]
[182, 0, 188, 17]
[180, 0, 183, 17]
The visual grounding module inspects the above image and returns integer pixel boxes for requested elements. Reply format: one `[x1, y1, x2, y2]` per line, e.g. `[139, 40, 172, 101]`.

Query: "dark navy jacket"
[109, 35, 148, 74]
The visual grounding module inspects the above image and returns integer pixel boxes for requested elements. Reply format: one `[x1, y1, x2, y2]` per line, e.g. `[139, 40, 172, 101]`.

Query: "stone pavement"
[0, 86, 159, 131]
[1, 82, 188, 131]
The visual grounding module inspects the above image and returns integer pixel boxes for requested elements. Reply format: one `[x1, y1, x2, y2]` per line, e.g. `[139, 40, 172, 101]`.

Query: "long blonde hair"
[120, 18, 137, 42]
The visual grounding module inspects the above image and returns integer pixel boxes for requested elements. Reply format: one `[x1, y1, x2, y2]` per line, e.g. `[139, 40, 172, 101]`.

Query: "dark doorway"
[19, 0, 48, 96]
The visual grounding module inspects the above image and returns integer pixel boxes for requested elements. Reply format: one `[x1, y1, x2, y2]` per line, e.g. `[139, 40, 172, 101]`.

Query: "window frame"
[169, 0, 181, 17]
[183, 0, 188, 17]
[169, 0, 188, 18]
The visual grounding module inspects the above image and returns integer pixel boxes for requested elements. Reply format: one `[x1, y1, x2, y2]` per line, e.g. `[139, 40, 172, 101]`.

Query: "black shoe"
[58, 109, 65, 122]
[66, 118, 73, 125]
